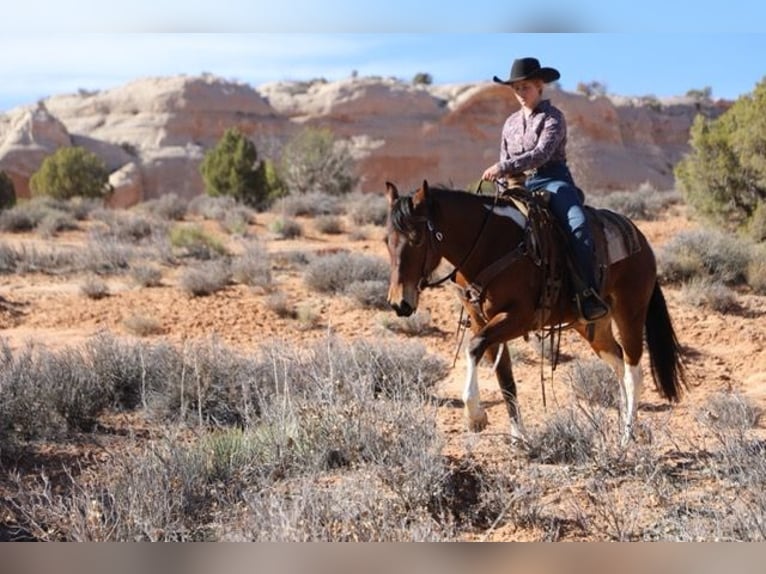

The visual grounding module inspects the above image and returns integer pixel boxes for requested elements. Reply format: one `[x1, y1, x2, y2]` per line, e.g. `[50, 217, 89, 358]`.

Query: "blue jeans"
[525, 164, 597, 290]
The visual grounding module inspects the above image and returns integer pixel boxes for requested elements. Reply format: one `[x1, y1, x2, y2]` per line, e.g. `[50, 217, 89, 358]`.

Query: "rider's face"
[511, 80, 543, 109]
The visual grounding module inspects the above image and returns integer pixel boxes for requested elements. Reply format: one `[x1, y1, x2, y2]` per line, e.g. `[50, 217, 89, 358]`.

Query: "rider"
[481, 56, 609, 323]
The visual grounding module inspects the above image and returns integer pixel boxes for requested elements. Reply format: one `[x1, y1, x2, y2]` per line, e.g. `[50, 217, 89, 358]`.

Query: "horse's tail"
[645, 280, 687, 402]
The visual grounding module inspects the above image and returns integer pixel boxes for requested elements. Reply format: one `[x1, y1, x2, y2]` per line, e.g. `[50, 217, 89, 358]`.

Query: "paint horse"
[384, 180, 686, 447]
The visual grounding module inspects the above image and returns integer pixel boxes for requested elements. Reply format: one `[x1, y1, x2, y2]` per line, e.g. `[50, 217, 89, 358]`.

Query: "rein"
[417, 182, 502, 290]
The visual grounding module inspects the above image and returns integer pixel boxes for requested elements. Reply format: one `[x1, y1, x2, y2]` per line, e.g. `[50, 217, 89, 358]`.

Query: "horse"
[383, 179, 686, 448]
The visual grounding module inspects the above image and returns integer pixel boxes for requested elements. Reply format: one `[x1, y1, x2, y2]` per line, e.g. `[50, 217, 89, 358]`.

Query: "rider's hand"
[482, 164, 501, 181]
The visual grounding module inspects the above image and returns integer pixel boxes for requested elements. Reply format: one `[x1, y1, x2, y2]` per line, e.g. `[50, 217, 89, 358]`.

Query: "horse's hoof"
[509, 434, 531, 452]
[465, 410, 488, 432]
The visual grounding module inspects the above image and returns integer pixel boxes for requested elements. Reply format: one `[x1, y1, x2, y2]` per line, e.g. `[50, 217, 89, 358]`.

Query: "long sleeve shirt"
[497, 99, 568, 176]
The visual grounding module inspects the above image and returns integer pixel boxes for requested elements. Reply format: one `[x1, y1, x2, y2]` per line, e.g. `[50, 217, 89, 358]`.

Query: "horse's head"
[384, 180, 441, 317]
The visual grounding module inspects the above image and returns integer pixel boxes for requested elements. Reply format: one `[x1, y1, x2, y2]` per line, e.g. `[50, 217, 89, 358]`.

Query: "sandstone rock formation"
[0, 74, 728, 205]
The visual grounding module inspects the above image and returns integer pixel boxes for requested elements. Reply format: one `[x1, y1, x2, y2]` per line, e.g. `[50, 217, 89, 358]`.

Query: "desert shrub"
[138, 192, 187, 221]
[280, 127, 357, 196]
[36, 211, 78, 238]
[0, 170, 16, 210]
[576, 80, 608, 98]
[0, 242, 19, 273]
[748, 201, 766, 242]
[412, 72, 433, 85]
[747, 245, 766, 293]
[295, 302, 321, 330]
[346, 190, 388, 226]
[170, 224, 228, 259]
[230, 240, 271, 289]
[568, 359, 621, 409]
[80, 275, 110, 299]
[0, 341, 113, 440]
[80, 236, 133, 274]
[179, 260, 231, 297]
[0, 199, 65, 232]
[313, 215, 343, 235]
[265, 292, 295, 318]
[680, 277, 737, 312]
[658, 228, 753, 285]
[122, 313, 164, 337]
[12, 244, 79, 275]
[380, 311, 434, 336]
[200, 128, 285, 210]
[130, 264, 163, 287]
[187, 194, 237, 220]
[30, 147, 111, 200]
[304, 251, 388, 294]
[529, 407, 598, 465]
[221, 205, 254, 236]
[271, 191, 342, 217]
[675, 79, 766, 233]
[702, 392, 761, 432]
[345, 279, 389, 309]
[589, 185, 682, 220]
[268, 217, 303, 239]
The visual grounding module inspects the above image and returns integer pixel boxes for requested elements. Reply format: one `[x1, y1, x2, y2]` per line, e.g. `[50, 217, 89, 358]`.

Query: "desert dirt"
[1, 202, 765, 541]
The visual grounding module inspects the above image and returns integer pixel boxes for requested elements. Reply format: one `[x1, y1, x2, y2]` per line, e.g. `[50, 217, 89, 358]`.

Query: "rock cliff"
[0, 74, 728, 204]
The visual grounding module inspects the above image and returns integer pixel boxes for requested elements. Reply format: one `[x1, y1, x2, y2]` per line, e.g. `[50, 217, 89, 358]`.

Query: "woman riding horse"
[482, 56, 609, 323]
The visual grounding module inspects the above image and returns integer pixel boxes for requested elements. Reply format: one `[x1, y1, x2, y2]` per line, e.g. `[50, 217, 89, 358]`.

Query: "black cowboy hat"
[493, 57, 560, 85]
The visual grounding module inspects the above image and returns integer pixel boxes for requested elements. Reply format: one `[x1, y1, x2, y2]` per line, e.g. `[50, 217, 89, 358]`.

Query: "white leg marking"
[598, 350, 625, 379]
[463, 348, 487, 431]
[621, 363, 643, 447]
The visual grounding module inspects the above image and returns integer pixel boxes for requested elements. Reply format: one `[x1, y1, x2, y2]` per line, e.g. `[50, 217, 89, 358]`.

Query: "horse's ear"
[385, 181, 399, 205]
[413, 179, 429, 206]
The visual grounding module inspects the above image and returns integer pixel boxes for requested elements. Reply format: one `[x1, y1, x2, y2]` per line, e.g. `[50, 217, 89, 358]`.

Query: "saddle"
[465, 184, 641, 328]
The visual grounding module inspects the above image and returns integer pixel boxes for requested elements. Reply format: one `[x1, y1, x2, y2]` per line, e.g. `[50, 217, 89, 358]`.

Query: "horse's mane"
[390, 184, 511, 234]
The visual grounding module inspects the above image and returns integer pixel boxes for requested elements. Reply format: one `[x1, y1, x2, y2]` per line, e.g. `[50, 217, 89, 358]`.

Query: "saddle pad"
[593, 208, 642, 264]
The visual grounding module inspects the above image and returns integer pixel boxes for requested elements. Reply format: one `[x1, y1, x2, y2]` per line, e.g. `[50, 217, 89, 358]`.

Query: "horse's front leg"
[485, 341, 527, 446]
[462, 342, 488, 432]
[464, 310, 529, 442]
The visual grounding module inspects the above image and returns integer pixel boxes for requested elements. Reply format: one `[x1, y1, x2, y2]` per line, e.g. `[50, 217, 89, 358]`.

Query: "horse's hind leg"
[575, 317, 640, 447]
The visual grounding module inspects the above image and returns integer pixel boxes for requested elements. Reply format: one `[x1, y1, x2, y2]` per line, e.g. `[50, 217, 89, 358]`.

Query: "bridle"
[390, 184, 502, 291]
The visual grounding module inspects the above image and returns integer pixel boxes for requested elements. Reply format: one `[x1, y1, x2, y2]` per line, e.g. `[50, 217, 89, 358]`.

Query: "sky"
[1, 1, 765, 112]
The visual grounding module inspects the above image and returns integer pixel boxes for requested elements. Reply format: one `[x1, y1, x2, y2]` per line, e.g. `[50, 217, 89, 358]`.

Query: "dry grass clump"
[680, 277, 738, 313]
[230, 240, 271, 289]
[80, 275, 110, 299]
[658, 228, 752, 285]
[129, 263, 163, 287]
[313, 215, 343, 235]
[3, 333, 465, 541]
[567, 358, 621, 409]
[268, 217, 303, 239]
[179, 260, 231, 296]
[221, 205, 255, 236]
[272, 191, 342, 217]
[746, 245, 766, 294]
[345, 279, 389, 309]
[304, 251, 388, 294]
[345, 191, 388, 226]
[137, 192, 187, 221]
[122, 313, 164, 337]
[264, 292, 296, 318]
[36, 211, 78, 238]
[380, 310, 434, 336]
[170, 224, 228, 260]
[589, 184, 682, 221]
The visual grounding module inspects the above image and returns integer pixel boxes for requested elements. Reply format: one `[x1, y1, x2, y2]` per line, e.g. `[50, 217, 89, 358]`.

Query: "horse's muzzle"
[390, 300, 414, 317]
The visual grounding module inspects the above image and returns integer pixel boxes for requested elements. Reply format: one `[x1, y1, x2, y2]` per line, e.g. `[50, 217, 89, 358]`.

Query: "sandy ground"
[2, 204, 765, 540]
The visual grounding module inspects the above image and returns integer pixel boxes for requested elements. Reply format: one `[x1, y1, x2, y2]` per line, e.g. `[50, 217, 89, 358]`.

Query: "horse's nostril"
[397, 301, 413, 317]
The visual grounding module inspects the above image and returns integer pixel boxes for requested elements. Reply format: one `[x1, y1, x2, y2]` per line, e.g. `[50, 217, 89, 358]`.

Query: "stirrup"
[576, 289, 610, 323]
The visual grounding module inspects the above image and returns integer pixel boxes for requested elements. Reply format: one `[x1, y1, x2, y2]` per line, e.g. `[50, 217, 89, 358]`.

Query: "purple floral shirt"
[496, 99, 568, 176]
